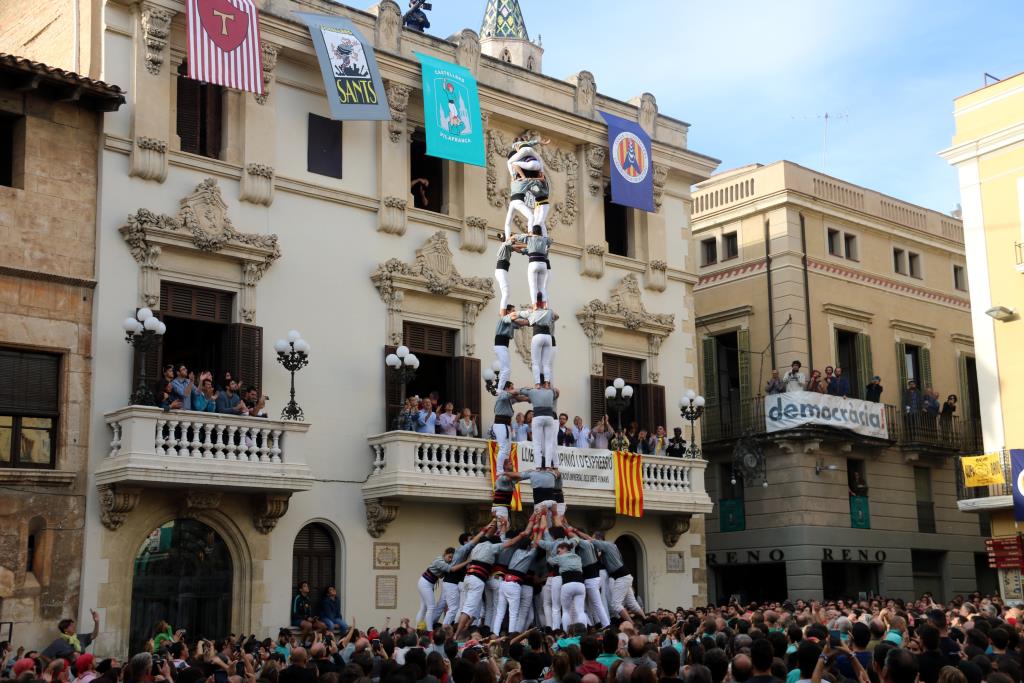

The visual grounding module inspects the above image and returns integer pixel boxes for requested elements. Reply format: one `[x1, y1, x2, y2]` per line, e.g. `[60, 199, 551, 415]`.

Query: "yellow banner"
[962, 453, 1005, 487]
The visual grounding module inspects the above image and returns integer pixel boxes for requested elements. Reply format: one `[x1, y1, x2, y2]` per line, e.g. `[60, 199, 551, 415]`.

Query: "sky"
[380, 0, 1023, 214]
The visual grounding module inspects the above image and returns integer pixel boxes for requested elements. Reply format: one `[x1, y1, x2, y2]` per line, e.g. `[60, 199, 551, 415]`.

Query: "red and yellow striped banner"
[613, 450, 644, 517]
[488, 441, 523, 511]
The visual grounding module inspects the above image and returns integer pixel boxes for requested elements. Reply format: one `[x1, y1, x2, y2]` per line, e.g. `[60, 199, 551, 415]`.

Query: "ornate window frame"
[576, 274, 675, 382]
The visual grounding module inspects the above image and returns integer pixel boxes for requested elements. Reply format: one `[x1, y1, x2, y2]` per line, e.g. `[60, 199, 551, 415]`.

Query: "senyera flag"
[187, 0, 264, 95]
[488, 441, 523, 511]
[613, 450, 644, 517]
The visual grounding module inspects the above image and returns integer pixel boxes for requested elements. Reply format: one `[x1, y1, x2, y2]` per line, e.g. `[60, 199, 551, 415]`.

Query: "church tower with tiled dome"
[480, 0, 543, 72]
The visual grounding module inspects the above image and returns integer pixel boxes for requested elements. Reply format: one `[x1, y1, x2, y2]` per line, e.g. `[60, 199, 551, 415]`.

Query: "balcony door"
[701, 330, 750, 440]
[588, 354, 665, 435]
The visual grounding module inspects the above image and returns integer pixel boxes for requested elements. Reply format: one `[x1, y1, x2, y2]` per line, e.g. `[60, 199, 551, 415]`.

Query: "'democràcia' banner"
[295, 12, 390, 121]
[415, 52, 486, 167]
[764, 391, 889, 440]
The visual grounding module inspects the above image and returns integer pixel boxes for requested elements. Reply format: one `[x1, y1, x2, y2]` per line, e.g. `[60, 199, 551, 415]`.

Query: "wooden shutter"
[403, 322, 456, 357]
[161, 281, 233, 322]
[920, 347, 933, 390]
[0, 349, 60, 415]
[176, 64, 201, 155]
[602, 354, 642, 384]
[957, 354, 972, 423]
[452, 357, 481, 426]
[895, 342, 907, 394]
[855, 333, 873, 400]
[202, 84, 223, 159]
[639, 383, 666, 432]
[224, 323, 263, 393]
[737, 329, 751, 401]
[307, 113, 343, 179]
[590, 375, 606, 426]
[702, 337, 718, 403]
[384, 346, 402, 430]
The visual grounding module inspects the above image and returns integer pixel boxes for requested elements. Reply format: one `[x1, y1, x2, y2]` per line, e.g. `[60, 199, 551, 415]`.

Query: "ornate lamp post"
[679, 389, 706, 459]
[274, 330, 310, 421]
[482, 360, 503, 396]
[604, 378, 634, 432]
[122, 307, 166, 406]
[385, 345, 419, 427]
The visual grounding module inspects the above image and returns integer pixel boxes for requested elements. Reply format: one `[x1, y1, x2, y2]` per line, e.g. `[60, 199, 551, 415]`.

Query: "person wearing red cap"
[72, 654, 97, 683]
[13, 658, 37, 678]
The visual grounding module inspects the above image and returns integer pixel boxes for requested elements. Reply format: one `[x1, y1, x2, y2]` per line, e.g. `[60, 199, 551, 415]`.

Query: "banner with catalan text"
[415, 52, 486, 167]
[961, 453, 1005, 488]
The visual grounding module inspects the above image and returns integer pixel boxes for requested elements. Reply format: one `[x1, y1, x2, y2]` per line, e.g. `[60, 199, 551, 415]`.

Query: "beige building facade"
[0, 54, 123, 645]
[691, 161, 990, 602]
[4, 0, 718, 654]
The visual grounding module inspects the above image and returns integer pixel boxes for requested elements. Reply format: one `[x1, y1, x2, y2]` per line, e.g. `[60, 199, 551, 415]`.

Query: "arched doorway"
[130, 519, 232, 653]
[615, 534, 645, 608]
[292, 523, 337, 617]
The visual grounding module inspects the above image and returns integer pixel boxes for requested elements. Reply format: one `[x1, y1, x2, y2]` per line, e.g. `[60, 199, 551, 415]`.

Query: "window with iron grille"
[0, 348, 60, 469]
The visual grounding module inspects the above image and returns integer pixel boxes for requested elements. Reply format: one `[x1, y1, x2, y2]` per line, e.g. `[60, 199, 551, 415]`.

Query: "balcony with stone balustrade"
[95, 406, 313, 531]
[362, 431, 713, 540]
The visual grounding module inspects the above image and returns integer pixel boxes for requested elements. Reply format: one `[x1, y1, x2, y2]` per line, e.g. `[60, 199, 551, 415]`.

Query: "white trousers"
[495, 268, 511, 311]
[492, 422, 512, 473]
[494, 344, 511, 391]
[531, 415, 558, 469]
[600, 569, 611, 616]
[527, 261, 547, 304]
[559, 580, 587, 630]
[517, 584, 534, 632]
[441, 582, 461, 625]
[546, 574, 563, 633]
[416, 577, 439, 627]
[530, 334, 554, 385]
[536, 583, 548, 628]
[491, 580, 521, 634]
[585, 576, 611, 627]
[504, 200, 533, 240]
[461, 575, 486, 619]
[609, 574, 643, 616]
[533, 203, 550, 237]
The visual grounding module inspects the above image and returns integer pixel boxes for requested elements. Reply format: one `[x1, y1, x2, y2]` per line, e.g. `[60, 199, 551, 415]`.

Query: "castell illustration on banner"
[187, 0, 264, 95]
[295, 12, 391, 121]
[600, 111, 655, 212]
[415, 53, 486, 167]
[1012, 449, 1024, 521]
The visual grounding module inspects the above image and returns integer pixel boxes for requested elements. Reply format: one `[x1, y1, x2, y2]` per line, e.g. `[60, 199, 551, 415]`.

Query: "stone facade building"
[691, 161, 990, 602]
[0, 54, 123, 645]
[4, 0, 717, 653]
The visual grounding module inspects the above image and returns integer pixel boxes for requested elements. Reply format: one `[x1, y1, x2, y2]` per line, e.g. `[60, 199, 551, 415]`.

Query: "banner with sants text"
[415, 53, 486, 167]
[764, 391, 889, 440]
[487, 441, 523, 511]
[295, 12, 390, 121]
[961, 453, 1005, 488]
[515, 443, 643, 517]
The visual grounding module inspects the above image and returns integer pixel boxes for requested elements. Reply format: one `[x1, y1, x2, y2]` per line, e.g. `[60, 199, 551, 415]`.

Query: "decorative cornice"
[950, 332, 975, 347]
[254, 41, 279, 105]
[252, 493, 290, 533]
[384, 80, 412, 143]
[98, 484, 141, 531]
[371, 230, 495, 302]
[140, 3, 174, 76]
[696, 259, 767, 287]
[0, 265, 96, 289]
[366, 498, 400, 538]
[809, 259, 970, 309]
[889, 318, 938, 338]
[821, 303, 875, 324]
[694, 304, 754, 328]
[137, 136, 167, 152]
[246, 163, 274, 179]
[577, 274, 675, 337]
[661, 515, 691, 547]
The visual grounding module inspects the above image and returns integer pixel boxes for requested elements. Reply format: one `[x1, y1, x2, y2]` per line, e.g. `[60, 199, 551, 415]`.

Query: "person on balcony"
[417, 399, 437, 434]
[170, 365, 194, 411]
[216, 379, 246, 415]
[514, 412, 530, 443]
[438, 402, 458, 436]
[806, 369, 827, 393]
[940, 394, 957, 441]
[782, 361, 806, 393]
[650, 426, 669, 456]
[865, 376, 884, 403]
[665, 428, 687, 458]
[571, 416, 590, 449]
[589, 417, 611, 450]
[764, 370, 784, 395]
[242, 386, 268, 418]
[828, 367, 851, 398]
[191, 372, 219, 412]
[458, 408, 479, 438]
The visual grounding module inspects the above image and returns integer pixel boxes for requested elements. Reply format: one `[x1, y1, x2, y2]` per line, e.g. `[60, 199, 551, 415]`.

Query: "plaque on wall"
[376, 575, 398, 609]
[373, 542, 400, 570]
[666, 551, 685, 573]
[1000, 568, 1024, 601]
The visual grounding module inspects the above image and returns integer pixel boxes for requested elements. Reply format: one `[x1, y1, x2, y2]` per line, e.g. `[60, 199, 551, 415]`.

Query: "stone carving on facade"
[252, 493, 290, 533]
[121, 178, 281, 310]
[644, 259, 668, 293]
[180, 489, 223, 519]
[453, 29, 481, 77]
[581, 244, 606, 279]
[638, 93, 658, 136]
[513, 323, 532, 366]
[460, 216, 489, 253]
[374, 0, 402, 53]
[384, 81, 411, 144]
[463, 302, 483, 357]
[366, 498, 399, 537]
[571, 70, 596, 118]
[129, 136, 168, 183]
[378, 196, 408, 236]
[647, 333, 664, 384]
[240, 163, 275, 207]
[652, 164, 669, 212]
[577, 275, 675, 385]
[98, 484, 141, 531]
[140, 3, 173, 76]
[371, 232, 495, 349]
[486, 128, 579, 230]
[661, 515, 691, 547]
[254, 41, 279, 105]
[583, 144, 606, 197]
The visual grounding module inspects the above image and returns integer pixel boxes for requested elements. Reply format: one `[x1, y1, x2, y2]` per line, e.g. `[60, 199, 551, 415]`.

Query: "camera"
[151, 657, 165, 677]
[420, 2, 432, 9]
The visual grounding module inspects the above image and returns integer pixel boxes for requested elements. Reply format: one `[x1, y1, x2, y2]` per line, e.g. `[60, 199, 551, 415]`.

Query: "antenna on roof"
[984, 72, 1001, 86]
[791, 111, 848, 173]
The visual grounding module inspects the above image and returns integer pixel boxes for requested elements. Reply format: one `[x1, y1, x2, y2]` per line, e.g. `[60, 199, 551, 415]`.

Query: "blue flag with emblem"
[415, 52, 485, 167]
[600, 111, 654, 213]
[1012, 450, 1024, 521]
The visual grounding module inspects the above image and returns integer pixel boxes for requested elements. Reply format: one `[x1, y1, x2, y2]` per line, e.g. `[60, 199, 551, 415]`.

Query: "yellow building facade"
[941, 71, 1024, 601]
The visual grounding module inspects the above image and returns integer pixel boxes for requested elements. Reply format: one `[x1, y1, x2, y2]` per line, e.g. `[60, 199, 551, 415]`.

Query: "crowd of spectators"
[6, 592, 1021, 683]
[154, 365, 267, 419]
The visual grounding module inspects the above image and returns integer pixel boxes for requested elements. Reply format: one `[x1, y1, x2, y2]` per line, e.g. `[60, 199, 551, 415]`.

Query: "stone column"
[579, 143, 606, 256]
[378, 79, 412, 235]
[239, 41, 279, 206]
[458, 112, 491, 251]
[129, 2, 175, 182]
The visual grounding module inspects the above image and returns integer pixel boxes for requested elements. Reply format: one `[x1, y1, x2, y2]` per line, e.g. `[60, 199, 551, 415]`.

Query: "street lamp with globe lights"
[275, 330, 310, 421]
[483, 360, 503, 396]
[679, 389, 706, 459]
[123, 307, 166, 405]
[385, 346, 419, 426]
[604, 378, 634, 432]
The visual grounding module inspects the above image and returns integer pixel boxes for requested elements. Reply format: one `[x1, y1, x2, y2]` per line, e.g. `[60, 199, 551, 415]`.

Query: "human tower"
[415, 140, 644, 638]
